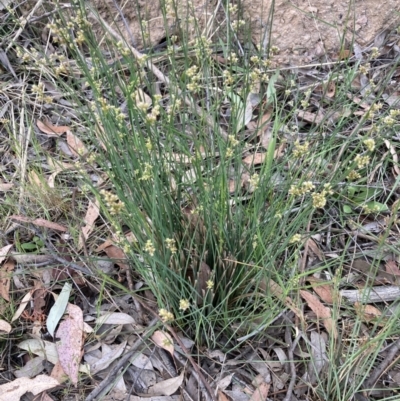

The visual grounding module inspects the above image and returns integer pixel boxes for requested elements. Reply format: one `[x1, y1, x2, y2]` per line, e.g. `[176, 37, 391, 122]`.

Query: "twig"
[283, 326, 299, 401]
[88, 10, 228, 141]
[363, 337, 400, 392]
[85, 317, 159, 401]
[33, 230, 93, 276]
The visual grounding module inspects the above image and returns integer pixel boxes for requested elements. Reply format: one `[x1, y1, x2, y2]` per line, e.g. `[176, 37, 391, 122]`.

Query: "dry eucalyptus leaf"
[90, 341, 127, 375]
[152, 331, 174, 357]
[242, 153, 266, 167]
[37, 119, 70, 136]
[18, 339, 59, 364]
[300, 290, 337, 339]
[55, 304, 84, 386]
[249, 381, 270, 401]
[12, 291, 32, 322]
[354, 302, 384, 325]
[0, 375, 59, 401]
[307, 277, 334, 304]
[0, 244, 13, 264]
[386, 260, 400, 276]
[0, 320, 11, 333]
[9, 215, 67, 232]
[78, 198, 100, 250]
[147, 372, 184, 396]
[14, 356, 45, 379]
[66, 130, 87, 157]
[96, 312, 135, 325]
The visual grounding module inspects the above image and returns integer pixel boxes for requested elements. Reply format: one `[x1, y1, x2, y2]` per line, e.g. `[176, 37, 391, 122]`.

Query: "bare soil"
[91, 0, 400, 65]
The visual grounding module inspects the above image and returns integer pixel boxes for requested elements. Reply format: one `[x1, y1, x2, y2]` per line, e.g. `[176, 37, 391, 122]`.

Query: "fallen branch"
[340, 286, 400, 303]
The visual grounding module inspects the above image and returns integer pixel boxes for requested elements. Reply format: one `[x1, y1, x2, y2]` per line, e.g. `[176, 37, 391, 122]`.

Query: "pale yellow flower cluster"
[165, 238, 177, 254]
[144, 240, 155, 256]
[159, 308, 174, 323]
[100, 190, 124, 215]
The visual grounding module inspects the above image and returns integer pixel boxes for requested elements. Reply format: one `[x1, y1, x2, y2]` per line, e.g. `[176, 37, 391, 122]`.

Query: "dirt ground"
[90, 0, 400, 65]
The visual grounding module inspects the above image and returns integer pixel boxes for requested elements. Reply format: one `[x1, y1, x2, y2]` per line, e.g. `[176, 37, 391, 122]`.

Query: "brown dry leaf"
[31, 284, 47, 323]
[338, 49, 351, 60]
[296, 109, 324, 124]
[300, 290, 337, 339]
[147, 372, 184, 397]
[306, 238, 323, 260]
[37, 119, 70, 136]
[9, 215, 67, 232]
[386, 260, 400, 276]
[101, 245, 129, 270]
[249, 382, 270, 401]
[0, 244, 13, 264]
[347, 94, 370, 109]
[0, 375, 59, 401]
[259, 107, 273, 128]
[55, 304, 84, 386]
[152, 330, 174, 357]
[66, 130, 87, 157]
[0, 259, 14, 301]
[95, 239, 115, 252]
[218, 390, 231, 401]
[354, 302, 384, 325]
[78, 199, 100, 250]
[307, 277, 334, 304]
[50, 361, 68, 384]
[326, 82, 336, 98]
[242, 153, 266, 167]
[260, 279, 303, 319]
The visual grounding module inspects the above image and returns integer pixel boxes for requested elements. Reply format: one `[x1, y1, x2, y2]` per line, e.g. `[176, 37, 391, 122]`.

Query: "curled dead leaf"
[9, 215, 67, 232]
[354, 302, 385, 325]
[242, 153, 266, 167]
[300, 290, 337, 339]
[66, 130, 87, 157]
[37, 119, 70, 136]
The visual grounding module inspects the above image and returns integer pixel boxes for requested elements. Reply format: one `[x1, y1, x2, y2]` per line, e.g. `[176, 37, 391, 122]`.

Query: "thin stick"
[363, 337, 400, 392]
[283, 326, 299, 401]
